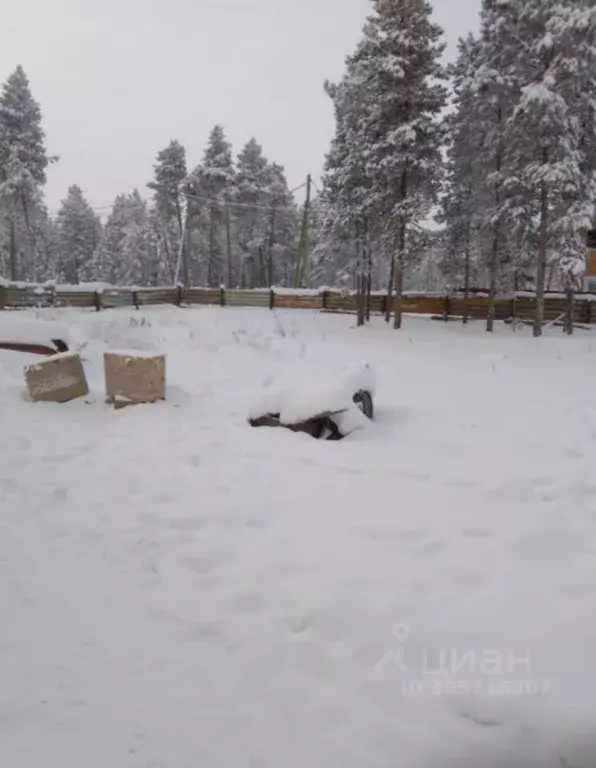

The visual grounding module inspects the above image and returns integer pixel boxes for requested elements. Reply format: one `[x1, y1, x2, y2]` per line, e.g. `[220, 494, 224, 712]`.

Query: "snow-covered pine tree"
[55, 185, 101, 284]
[32, 205, 59, 283]
[0, 66, 54, 281]
[506, 0, 596, 336]
[324, 0, 448, 328]
[147, 140, 188, 284]
[440, 34, 483, 322]
[319, 71, 371, 298]
[191, 125, 235, 287]
[470, 0, 523, 331]
[92, 194, 129, 284]
[92, 191, 155, 286]
[233, 138, 271, 288]
[117, 191, 154, 286]
[262, 162, 297, 287]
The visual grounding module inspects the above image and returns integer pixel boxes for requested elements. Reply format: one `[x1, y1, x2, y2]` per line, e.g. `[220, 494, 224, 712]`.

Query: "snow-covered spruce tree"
[92, 191, 155, 286]
[439, 34, 483, 322]
[0, 66, 54, 281]
[469, 0, 523, 331]
[233, 138, 271, 288]
[325, 0, 448, 328]
[147, 140, 188, 284]
[55, 186, 101, 284]
[91, 194, 128, 284]
[319, 69, 372, 298]
[262, 162, 297, 287]
[506, 0, 596, 336]
[190, 125, 235, 287]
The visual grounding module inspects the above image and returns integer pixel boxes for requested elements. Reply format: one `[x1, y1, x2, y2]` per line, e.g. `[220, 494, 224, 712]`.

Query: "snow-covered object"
[249, 362, 375, 436]
[0, 315, 71, 346]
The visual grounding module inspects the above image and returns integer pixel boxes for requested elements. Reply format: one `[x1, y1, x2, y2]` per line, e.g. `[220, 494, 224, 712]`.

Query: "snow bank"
[0, 314, 71, 345]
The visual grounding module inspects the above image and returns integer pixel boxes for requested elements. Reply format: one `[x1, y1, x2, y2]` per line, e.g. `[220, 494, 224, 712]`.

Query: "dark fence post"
[586, 299, 592, 325]
[220, 287, 226, 307]
[175, 285, 183, 307]
[322, 290, 328, 310]
[0, 285, 6, 310]
[132, 289, 139, 310]
[94, 291, 102, 312]
[269, 289, 275, 310]
[444, 293, 451, 322]
[48, 285, 56, 307]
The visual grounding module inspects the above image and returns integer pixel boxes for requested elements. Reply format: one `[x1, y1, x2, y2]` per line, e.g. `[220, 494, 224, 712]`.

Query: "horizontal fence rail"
[1, 284, 595, 324]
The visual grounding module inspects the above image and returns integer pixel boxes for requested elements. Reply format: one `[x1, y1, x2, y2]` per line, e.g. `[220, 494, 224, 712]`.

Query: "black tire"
[353, 390, 374, 420]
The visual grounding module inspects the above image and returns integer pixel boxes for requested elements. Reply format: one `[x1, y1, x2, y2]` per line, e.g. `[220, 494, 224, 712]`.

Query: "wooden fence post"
[0, 285, 6, 310]
[48, 285, 56, 307]
[220, 287, 226, 307]
[175, 285, 183, 307]
[269, 289, 275, 310]
[321, 290, 328, 310]
[586, 299, 592, 325]
[94, 291, 102, 312]
[444, 294, 451, 322]
[132, 290, 139, 310]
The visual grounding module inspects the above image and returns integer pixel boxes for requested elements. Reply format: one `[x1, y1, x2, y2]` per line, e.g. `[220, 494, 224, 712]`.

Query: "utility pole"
[293, 174, 312, 288]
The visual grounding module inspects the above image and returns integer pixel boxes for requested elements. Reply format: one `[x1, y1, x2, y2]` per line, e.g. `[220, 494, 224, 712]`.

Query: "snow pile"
[249, 361, 375, 434]
[0, 314, 71, 346]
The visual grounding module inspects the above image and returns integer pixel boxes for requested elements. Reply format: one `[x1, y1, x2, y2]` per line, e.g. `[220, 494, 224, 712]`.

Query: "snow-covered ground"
[1, 306, 596, 767]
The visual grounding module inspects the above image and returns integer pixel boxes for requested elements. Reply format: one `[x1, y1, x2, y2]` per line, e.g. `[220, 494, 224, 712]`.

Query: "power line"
[48, 180, 311, 218]
[184, 190, 296, 213]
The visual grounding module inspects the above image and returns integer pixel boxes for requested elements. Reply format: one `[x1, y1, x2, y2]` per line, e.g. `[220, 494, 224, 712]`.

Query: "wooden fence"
[1, 283, 595, 324]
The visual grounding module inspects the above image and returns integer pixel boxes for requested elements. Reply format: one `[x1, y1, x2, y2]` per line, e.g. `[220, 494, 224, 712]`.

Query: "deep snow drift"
[1, 306, 596, 767]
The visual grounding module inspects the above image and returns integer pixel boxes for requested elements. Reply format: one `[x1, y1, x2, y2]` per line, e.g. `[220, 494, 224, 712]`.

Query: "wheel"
[353, 390, 374, 420]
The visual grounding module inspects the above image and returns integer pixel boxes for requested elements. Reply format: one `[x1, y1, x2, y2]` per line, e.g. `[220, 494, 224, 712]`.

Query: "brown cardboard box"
[25, 353, 89, 403]
[104, 351, 165, 406]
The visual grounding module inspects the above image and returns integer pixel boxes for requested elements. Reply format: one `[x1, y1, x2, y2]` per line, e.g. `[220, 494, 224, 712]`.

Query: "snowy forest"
[1, 0, 596, 318]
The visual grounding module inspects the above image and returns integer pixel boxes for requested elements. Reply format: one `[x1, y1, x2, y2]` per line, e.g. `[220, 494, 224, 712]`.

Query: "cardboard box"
[104, 351, 165, 406]
[25, 352, 89, 403]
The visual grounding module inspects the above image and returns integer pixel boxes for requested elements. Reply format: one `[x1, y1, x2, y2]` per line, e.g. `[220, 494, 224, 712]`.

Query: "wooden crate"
[25, 353, 89, 403]
[104, 352, 166, 406]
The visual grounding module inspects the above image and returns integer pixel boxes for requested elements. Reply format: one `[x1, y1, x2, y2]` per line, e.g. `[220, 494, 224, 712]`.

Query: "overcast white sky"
[1, 0, 481, 212]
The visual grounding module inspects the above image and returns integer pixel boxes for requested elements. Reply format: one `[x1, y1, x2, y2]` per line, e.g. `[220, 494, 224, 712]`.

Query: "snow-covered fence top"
[1, 283, 596, 324]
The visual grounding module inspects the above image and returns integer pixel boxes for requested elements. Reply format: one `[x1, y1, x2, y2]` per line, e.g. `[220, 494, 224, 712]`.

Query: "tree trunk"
[534, 150, 549, 338]
[486, 234, 499, 332]
[565, 285, 575, 336]
[184, 216, 192, 288]
[393, 252, 405, 330]
[225, 203, 233, 288]
[385, 254, 395, 323]
[393, 171, 408, 330]
[208, 202, 216, 287]
[9, 218, 17, 282]
[463, 227, 471, 326]
[267, 208, 276, 288]
[366, 242, 372, 322]
[487, 108, 503, 333]
[21, 196, 37, 282]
